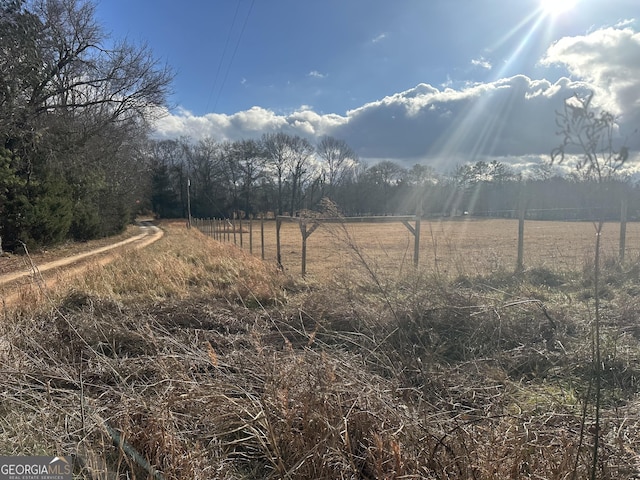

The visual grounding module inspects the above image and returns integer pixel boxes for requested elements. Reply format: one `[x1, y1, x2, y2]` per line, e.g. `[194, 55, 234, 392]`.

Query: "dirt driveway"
[0, 222, 164, 307]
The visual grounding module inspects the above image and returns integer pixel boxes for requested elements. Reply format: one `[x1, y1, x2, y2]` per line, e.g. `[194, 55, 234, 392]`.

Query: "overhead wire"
[211, 0, 256, 113]
[206, 0, 255, 112]
[205, 1, 242, 112]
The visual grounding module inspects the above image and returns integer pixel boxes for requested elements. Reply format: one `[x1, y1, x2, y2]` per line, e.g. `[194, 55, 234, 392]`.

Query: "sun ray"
[428, 0, 576, 219]
[493, 13, 548, 81]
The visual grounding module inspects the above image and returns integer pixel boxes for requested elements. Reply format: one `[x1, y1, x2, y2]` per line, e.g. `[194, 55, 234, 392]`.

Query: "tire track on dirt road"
[0, 223, 164, 307]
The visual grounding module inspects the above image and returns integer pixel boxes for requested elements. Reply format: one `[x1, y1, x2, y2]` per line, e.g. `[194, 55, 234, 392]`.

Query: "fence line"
[276, 215, 420, 276]
[192, 200, 632, 277]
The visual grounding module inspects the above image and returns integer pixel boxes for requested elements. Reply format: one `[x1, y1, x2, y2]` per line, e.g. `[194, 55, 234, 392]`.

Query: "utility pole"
[187, 178, 192, 228]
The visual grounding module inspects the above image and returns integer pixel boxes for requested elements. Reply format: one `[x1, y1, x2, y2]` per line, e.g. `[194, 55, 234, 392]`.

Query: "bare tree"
[407, 164, 438, 187]
[316, 136, 359, 200]
[26, 0, 172, 127]
[263, 132, 290, 216]
[233, 139, 265, 218]
[286, 135, 314, 215]
[192, 137, 227, 217]
[263, 133, 315, 216]
[364, 160, 407, 214]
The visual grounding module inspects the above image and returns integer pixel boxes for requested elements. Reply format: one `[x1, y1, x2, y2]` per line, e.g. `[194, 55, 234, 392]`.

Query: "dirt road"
[0, 223, 164, 306]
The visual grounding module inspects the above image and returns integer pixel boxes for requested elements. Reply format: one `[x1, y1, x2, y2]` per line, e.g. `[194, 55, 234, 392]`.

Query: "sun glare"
[540, 0, 578, 16]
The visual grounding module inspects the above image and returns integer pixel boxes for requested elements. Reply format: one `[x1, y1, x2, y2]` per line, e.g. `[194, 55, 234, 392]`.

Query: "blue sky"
[95, 0, 640, 172]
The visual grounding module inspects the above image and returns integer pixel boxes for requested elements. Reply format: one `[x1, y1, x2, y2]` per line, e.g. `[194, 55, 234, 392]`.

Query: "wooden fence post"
[516, 203, 525, 273]
[414, 217, 421, 267]
[620, 196, 628, 262]
[414, 199, 422, 266]
[233, 215, 237, 245]
[299, 220, 320, 277]
[249, 216, 253, 254]
[301, 222, 308, 277]
[401, 216, 420, 266]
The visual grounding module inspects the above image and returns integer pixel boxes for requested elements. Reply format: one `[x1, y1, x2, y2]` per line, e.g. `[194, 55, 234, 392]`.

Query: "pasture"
[207, 217, 640, 278]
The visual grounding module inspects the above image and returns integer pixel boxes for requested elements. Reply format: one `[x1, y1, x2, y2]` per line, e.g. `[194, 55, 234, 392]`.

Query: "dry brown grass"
[217, 217, 640, 279]
[2, 220, 640, 478]
[3, 221, 286, 314]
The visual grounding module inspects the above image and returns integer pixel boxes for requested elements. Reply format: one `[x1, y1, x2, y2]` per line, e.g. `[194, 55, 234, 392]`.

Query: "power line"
[205, 1, 242, 113]
[211, 0, 256, 113]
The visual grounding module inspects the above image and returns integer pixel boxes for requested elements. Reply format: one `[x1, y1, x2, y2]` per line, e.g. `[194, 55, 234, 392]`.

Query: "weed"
[1, 221, 640, 478]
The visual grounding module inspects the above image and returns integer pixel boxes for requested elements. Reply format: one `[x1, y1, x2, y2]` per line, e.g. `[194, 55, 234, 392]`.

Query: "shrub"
[1, 176, 73, 250]
[69, 201, 102, 241]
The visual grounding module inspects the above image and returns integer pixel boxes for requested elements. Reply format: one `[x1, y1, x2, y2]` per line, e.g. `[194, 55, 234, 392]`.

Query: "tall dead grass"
[4, 222, 286, 313]
[1, 221, 640, 478]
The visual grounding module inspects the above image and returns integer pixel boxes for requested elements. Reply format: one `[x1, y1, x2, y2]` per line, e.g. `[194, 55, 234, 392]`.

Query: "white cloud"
[152, 26, 640, 171]
[471, 57, 492, 70]
[540, 26, 640, 120]
[371, 33, 387, 44]
[337, 75, 595, 169]
[153, 76, 590, 169]
[308, 70, 326, 79]
[152, 105, 346, 143]
[615, 18, 636, 28]
[154, 106, 285, 141]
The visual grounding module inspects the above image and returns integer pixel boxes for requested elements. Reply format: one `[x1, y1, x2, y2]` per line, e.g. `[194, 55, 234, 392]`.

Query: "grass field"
[202, 217, 640, 278]
[3, 221, 640, 478]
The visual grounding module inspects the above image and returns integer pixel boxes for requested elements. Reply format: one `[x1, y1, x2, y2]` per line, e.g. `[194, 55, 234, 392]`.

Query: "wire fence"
[193, 203, 637, 278]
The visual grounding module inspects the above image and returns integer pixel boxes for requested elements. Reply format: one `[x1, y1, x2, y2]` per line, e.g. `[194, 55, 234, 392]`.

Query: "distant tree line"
[0, 0, 171, 251]
[146, 135, 640, 223]
[145, 134, 361, 220]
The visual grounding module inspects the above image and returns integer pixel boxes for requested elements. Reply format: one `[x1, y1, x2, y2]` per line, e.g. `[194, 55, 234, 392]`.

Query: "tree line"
[147, 135, 640, 223]
[147, 134, 360, 220]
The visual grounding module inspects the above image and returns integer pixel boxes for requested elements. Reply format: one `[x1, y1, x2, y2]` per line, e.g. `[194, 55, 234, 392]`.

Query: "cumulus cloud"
[337, 75, 595, 169]
[615, 19, 635, 28]
[154, 76, 591, 169]
[153, 25, 640, 171]
[152, 105, 347, 143]
[540, 26, 640, 120]
[307, 70, 327, 79]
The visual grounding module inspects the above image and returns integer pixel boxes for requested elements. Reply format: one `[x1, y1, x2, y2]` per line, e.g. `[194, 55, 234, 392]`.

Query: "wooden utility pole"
[276, 217, 282, 270]
[186, 178, 192, 228]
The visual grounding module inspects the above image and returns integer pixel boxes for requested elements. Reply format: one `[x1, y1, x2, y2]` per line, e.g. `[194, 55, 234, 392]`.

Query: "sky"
[94, 0, 640, 173]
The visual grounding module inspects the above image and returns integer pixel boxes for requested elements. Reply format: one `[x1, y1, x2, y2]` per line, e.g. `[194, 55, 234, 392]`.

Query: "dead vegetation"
[247, 217, 640, 279]
[2, 221, 640, 478]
